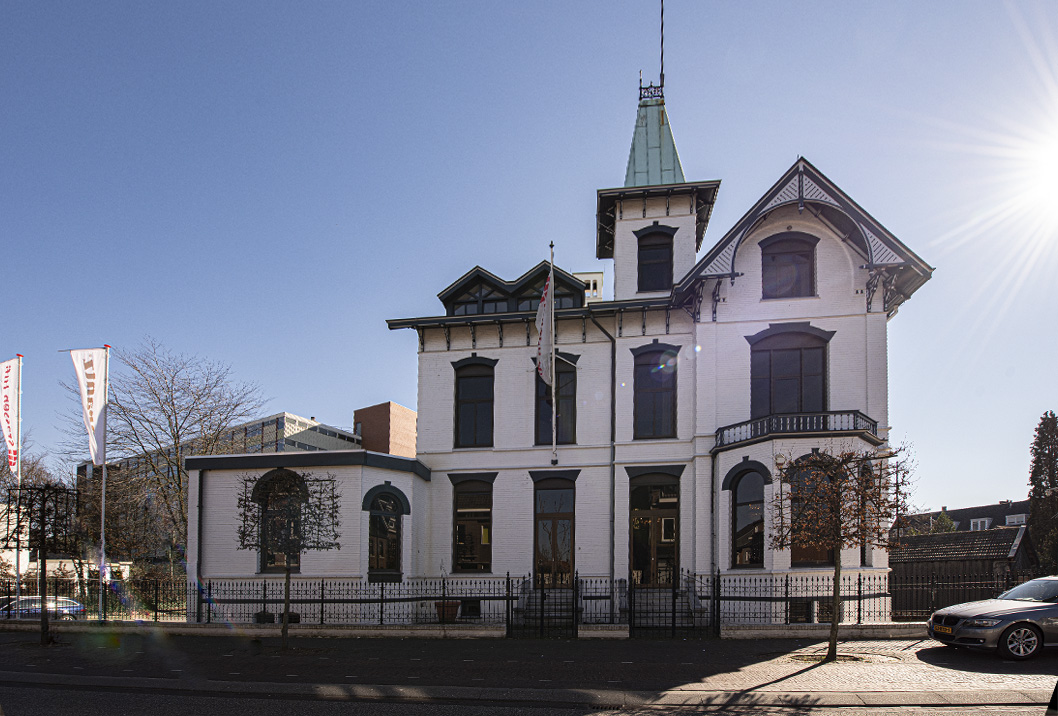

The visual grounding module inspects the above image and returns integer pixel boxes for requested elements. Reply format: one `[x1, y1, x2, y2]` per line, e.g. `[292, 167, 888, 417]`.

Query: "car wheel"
[60, 614, 75, 621]
[998, 623, 1042, 660]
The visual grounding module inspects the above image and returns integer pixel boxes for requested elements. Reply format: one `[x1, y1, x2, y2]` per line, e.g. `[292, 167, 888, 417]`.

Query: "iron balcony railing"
[714, 410, 879, 450]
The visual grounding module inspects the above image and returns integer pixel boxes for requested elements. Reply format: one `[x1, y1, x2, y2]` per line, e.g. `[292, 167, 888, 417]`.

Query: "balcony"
[713, 410, 881, 451]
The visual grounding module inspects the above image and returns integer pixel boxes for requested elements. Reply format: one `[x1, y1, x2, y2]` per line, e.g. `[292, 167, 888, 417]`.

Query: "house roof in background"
[890, 525, 1027, 563]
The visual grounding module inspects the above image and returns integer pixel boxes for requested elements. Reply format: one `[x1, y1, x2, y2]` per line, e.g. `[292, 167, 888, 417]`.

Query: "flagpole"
[99, 345, 110, 622]
[14, 354, 22, 609]
[549, 243, 557, 466]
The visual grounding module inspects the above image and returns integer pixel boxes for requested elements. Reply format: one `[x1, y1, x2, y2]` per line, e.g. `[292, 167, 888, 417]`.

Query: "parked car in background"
[927, 575, 1058, 659]
[0, 597, 87, 620]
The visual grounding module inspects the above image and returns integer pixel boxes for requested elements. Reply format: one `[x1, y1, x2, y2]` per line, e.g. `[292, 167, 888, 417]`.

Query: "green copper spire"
[624, 88, 685, 187]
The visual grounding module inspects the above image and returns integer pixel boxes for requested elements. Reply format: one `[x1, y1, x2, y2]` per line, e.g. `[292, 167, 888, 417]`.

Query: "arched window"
[364, 485, 410, 582]
[637, 227, 675, 292]
[453, 357, 497, 448]
[732, 471, 765, 568]
[252, 468, 309, 574]
[750, 332, 827, 419]
[761, 233, 818, 299]
[632, 344, 678, 439]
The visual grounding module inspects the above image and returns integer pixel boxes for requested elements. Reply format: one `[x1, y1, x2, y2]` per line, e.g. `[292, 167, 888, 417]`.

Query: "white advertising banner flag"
[71, 348, 108, 466]
[0, 358, 19, 470]
[535, 269, 554, 387]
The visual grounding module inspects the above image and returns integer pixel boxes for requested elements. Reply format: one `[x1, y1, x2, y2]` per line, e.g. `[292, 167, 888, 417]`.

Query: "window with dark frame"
[516, 277, 577, 312]
[455, 363, 494, 448]
[452, 282, 509, 316]
[732, 471, 765, 568]
[761, 233, 818, 299]
[638, 232, 673, 292]
[534, 479, 575, 588]
[633, 348, 678, 439]
[750, 333, 826, 419]
[789, 459, 835, 567]
[535, 359, 576, 445]
[368, 493, 402, 579]
[453, 481, 492, 572]
[256, 470, 307, 574]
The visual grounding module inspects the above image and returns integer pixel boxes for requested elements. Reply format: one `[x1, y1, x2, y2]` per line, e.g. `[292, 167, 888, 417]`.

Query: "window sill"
[368, 571, 403, 584]
[453, 445, 494, 451]
[760, 295, 819, 301]
[631, 435, 679, 441]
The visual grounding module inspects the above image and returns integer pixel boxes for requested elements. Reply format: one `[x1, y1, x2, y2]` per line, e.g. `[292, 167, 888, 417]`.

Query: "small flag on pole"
[70, 347, 109, 466]
[535, 265, 554, 387]
[0, 358, 20, 471]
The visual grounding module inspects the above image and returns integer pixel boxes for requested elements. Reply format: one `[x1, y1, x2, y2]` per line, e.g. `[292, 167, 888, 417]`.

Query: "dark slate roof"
[890, 526, 1026, 563]
[904, 499, 1030, 532]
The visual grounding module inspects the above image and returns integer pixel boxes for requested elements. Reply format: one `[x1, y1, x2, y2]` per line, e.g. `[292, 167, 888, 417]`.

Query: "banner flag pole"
[549, 244, 557, 465]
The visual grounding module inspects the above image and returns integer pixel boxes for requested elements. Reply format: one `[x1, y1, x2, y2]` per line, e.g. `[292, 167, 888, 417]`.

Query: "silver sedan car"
[927, 576, 1058, 659]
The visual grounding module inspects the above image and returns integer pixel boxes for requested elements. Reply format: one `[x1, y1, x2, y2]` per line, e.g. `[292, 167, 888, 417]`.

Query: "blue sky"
[2, 1, 1057, 513]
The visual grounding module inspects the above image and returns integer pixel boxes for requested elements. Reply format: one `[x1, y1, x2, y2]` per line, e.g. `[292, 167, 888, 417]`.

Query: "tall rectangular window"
[536, 360, 576, 445]
[633, 349, 677, 439]
[453, 481, 492, 572]
[455, 363, 494, 448]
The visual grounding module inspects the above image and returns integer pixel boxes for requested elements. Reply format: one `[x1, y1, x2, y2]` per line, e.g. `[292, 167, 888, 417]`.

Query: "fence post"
[713, 567, 721, 637]
[505, 573, 512, 638]
[320, 579, 326, 625]
[154, 580, 160, 623]
[206, 581, 212, 624]
[379, 580, 385, 626]
[857, 573, 863, 624]
[572, 571, 579, 639]
[628, 571, 635, 637]
[442, 574, 449, 624]
[784, 574, 790, 625]
[671, 570, 678, 637]
[538, 573, 545, 639]
[195, 580, 202, 623]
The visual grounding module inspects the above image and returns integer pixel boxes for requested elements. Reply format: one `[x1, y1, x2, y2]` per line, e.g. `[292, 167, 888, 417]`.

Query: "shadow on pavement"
[0, 630, 830, 713]
[915, 641, 1058, 675]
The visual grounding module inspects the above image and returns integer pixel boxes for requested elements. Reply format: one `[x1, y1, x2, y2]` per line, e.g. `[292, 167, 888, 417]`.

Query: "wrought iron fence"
[1, 570, 1041, 634]
[0, 577, 188, 622]
[888, 569, 1042, 621]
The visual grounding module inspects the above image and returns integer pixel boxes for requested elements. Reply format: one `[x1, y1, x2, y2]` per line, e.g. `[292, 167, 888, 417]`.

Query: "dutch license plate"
[933, 625, 952, 634]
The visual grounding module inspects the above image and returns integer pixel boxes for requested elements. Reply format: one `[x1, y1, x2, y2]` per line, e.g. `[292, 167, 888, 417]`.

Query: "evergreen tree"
[930, 511, 956, 533]
[1028, 411, 1058, 572]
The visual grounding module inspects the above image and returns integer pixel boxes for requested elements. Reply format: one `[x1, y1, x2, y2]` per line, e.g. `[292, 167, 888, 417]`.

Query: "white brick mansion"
[187, 84, 931, 598]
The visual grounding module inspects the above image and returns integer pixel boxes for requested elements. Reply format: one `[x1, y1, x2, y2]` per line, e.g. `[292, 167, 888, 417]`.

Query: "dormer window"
[635, 224, 677, 293]
[452, 282, 508, 316]
[761, 233, 818, 299]
[516, 278, 577, 312]
[970, 518, 992, 531]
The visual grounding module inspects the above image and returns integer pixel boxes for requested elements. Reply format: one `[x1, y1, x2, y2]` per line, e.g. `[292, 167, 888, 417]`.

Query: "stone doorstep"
[721, 622, 926, 640]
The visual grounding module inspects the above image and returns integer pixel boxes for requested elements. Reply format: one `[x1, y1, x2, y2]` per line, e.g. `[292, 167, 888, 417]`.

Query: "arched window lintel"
[721, 461, 772, 491]
[362, 484, 411, 515]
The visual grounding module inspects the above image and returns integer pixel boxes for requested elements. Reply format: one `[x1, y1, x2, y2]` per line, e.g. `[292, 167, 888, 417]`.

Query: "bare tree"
[64, 338, 265, 554]
[770, 445, 912, 662]
[236, 469, 340, 648]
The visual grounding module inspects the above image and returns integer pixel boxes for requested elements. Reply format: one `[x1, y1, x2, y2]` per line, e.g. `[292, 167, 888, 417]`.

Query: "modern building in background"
[353, 402, 417, 459]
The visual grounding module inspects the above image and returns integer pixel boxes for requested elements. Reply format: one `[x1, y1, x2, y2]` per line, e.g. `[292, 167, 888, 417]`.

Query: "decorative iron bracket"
[470, 323, 477, 349]
[865, 269, 883, 313]
[442, 325, 450, 351]
[497, 321, 503, 348]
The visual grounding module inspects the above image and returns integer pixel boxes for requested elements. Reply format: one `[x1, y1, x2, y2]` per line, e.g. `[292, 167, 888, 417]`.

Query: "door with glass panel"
[534, 481, 574, 588]
[629, 481, 678, 587]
